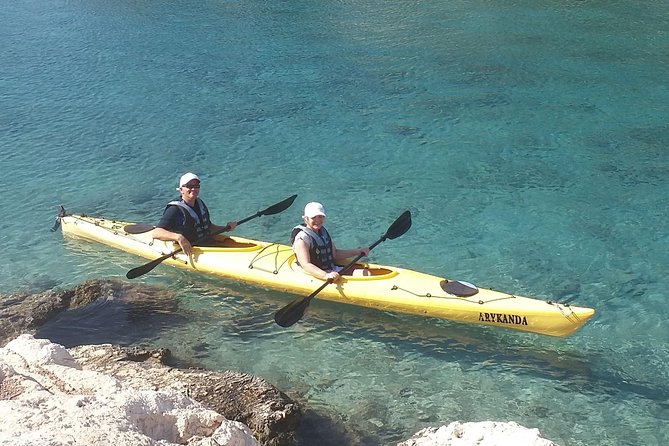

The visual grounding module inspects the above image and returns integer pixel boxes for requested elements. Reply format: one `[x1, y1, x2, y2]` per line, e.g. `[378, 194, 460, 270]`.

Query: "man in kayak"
[290, 202, 369, 281]
[151, 172, 237, 256]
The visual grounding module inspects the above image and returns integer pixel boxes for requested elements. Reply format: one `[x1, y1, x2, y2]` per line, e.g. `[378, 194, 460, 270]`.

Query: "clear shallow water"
[2, 0, 668, 444]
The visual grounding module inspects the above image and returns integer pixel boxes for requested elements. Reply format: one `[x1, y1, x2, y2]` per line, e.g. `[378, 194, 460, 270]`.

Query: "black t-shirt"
[157, 201, 207, 242]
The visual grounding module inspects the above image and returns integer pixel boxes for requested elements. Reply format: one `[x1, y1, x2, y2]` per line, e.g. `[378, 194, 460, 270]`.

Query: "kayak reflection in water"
[150, 172, 237, 256]
[290, 202, 369, 281]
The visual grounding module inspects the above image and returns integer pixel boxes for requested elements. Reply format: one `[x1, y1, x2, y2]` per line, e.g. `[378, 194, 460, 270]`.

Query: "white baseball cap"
[178, 172, 200, 187]
[303, 202, 326, 218]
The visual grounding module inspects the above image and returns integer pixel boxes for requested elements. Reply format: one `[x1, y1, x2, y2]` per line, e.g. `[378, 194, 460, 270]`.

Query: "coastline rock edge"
[397, 421, 558, 446]
[0, 334, 299, 446]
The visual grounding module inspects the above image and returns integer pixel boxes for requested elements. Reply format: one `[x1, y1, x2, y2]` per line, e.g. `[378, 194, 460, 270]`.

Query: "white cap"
[303, 202, 326, 218]
[178, 172, 200, 187]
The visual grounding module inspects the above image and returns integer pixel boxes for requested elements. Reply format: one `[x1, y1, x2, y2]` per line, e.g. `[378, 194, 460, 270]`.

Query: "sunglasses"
[182, 183, 201, 189]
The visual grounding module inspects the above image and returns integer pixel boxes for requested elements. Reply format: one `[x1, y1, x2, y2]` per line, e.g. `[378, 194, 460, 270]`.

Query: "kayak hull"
[60, 214, 595, 337]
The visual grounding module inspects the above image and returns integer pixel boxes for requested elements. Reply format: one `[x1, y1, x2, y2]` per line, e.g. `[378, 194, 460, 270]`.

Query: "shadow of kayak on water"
[223, 285, 669, 407]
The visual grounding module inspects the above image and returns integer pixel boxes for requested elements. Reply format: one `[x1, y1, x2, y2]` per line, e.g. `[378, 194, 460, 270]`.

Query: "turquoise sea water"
[2, 0, 668, 444]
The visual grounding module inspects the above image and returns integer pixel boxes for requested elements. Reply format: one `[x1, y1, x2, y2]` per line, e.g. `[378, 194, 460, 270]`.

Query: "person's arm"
[151, 206, 194, 256]
[151, 227, 193, 256]
[209, 221, 237, 233]
[294, 238, 339, 281]
[332, 243, 370, 261]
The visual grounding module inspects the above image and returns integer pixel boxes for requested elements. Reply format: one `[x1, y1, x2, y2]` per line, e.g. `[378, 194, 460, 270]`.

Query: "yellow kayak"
[59, 213, 595, 337]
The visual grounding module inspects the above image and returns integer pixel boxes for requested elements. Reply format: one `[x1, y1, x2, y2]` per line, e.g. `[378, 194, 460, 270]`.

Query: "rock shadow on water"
[27, 278, 189, 348]
[293, 407, 378, 446]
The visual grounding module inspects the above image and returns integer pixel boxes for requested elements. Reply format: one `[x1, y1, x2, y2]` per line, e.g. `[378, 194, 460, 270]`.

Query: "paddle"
[124, 224, 156, 234]
[126, 194, 297, 279]
[274, 210, 412, 327]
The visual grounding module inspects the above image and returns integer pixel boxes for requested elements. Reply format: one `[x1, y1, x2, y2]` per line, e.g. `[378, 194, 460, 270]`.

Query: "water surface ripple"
[2, 0, 668, 444]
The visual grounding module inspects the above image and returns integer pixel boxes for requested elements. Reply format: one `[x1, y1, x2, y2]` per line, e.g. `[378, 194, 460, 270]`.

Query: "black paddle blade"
[124, 224, 155, 234]
[274, 296, 311, 327]
[274, 278, 333, 327]
[126, 253, 172, 279]
[261, 194, 297, 216]
[385, 210, 412, 240]
[51, 205, 66, 232]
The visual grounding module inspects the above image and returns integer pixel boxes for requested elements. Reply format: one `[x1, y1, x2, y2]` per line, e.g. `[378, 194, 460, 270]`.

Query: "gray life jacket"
[290, 224, 335, 271]
[167, 198, 211, 241]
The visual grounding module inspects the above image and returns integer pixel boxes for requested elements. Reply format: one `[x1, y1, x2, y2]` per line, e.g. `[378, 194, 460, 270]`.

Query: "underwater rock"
[0, 279, 174, 346]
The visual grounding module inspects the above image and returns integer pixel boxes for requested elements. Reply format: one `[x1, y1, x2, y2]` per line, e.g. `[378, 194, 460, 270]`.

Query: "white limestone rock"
[0, 334, 260, 446]
[4, 333, 79, 368]
[398, 421, 558, 446]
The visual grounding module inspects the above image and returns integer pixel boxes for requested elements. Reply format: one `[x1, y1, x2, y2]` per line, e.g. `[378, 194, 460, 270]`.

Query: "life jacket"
[166, 198, 211, 242]
[290, 224, 335, 271]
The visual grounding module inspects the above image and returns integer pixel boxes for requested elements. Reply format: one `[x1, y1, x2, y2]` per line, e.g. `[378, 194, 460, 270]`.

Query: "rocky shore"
[0, 279, 559, 446]
[0, 334, 297, 446]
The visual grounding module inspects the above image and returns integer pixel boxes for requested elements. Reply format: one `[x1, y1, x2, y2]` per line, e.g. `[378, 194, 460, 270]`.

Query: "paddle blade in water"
[126, 254, 172, 279]
[274, 297, 310, 327]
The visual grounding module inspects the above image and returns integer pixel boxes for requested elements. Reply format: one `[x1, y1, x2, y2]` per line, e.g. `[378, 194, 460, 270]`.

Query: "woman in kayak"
[151, 172, 237, 256]
[291, 202, 369, 281]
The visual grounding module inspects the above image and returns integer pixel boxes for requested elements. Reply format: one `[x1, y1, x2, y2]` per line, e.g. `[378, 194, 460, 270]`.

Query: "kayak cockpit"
[196, 236, 263, 252]
[287, 257, 399, 280]
[343, 265, 397, 279]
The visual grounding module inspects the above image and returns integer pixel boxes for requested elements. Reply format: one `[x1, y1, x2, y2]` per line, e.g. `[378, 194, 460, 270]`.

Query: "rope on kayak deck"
[550, 301, 588, 323]
[391, 284, 518, 305]
[247, 243, 293, 274]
